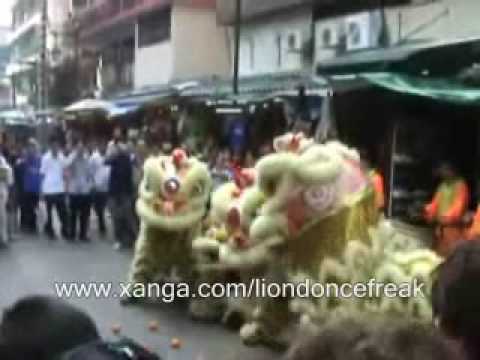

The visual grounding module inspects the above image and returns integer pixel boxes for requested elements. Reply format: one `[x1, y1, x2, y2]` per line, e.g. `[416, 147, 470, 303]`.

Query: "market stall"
[178, 72, 329, 160]
[330, 73, 480, 229]
[63, 99, 119, 142]
[0, 109, 36, 145]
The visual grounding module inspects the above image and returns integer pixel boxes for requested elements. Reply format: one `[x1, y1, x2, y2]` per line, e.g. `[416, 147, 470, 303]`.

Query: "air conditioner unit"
[317, 23, 340, 49]
[345, 12, 377, 50]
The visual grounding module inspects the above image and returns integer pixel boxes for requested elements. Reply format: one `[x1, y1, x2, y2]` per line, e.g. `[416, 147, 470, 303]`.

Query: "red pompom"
[234, 234, 248, 249]
[234, 168, 255, 190]
[172, 148, 187, 167]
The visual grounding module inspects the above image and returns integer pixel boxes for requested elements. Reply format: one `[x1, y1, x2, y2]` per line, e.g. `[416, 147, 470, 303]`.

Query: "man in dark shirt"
[227, 116, 249, 155]
[22, 139, 42, 234]
[106, 143, 137, 250]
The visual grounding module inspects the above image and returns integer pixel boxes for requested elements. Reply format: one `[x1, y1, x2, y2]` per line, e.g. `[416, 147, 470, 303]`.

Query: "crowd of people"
[206, 143, 273, 188]
[0, 126, 274, 250]
[0, 131, 140, 250]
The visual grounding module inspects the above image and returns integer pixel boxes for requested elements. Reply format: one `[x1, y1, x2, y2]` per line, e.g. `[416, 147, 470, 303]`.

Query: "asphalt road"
[0, 235, 278, 360]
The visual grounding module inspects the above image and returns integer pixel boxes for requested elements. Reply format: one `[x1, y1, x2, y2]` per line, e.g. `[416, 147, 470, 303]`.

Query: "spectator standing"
[211, 149, 232, 188]
[424, 162, 470, 256]
[227, 116, 249, 156]
[0, 152, 13, 247]
[106, 142, 136, 250]
[432, 241, 480, 360]
[133, 139, 148, 184]
[259, 141, 274, 157]
[40, 139, 69, 240]
[14, 148, 26, 232]
[90, 142, 110, 237]
[65, 141, 93, 242]
[22, 139, 42, 234]
[106, 127, 123, 158]
[3, 143, 19, 241]
[244, 150, 256, 168]
[286, 315, 462, 360]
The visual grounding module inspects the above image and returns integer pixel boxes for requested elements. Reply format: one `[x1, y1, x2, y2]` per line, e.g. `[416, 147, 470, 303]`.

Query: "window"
[288, 33, 297, 49]
[120, 38, 135, 63]
[72, 0, 88, 9]
[138, 8, 171, 48]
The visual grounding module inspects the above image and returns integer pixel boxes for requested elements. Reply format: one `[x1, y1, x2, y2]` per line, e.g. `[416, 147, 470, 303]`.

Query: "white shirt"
[0, 155, 12, 197]
[64, 150, 94, 195]
[90, 151, 110, 193]
[40, 151, 66, 195]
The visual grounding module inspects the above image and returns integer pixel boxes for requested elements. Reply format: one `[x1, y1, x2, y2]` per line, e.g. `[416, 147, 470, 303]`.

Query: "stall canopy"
[109, 84, 178, 117]
[361, 72, 480, 105]
[0, 109, 35, 126]
[65, 84, 178, 119]
[181, 72, 330, 102]
[318, 36, 480, 77]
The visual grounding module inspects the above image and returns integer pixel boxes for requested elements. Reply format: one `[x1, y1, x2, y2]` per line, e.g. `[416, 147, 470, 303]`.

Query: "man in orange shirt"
[370, 169, 385, 211]
[425, 162, 470, 257]
[360, 151, 385, 212]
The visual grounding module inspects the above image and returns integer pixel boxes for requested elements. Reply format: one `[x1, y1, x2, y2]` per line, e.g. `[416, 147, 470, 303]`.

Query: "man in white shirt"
[90, 142, 110, 236]
[64, 140, 94, 242]
[0, 152, 13, 247]
[40, 139, 68, 240]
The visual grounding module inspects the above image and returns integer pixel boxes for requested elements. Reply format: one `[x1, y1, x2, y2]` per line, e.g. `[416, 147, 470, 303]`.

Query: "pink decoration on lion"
[339, 159, 368, 197]
[304, 183, 338, 214]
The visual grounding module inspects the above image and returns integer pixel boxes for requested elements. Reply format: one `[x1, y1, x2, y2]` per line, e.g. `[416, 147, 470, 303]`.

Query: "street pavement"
[0, 235, 278, 360]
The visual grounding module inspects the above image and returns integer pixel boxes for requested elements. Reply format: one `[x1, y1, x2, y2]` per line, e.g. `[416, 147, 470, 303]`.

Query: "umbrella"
[64, 99, 117, 113]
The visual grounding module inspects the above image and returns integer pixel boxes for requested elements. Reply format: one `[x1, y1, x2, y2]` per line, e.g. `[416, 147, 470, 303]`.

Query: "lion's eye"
[144, 177, 154, 192]
[193, 183, 204, 196]
[266, 179, 277, 195]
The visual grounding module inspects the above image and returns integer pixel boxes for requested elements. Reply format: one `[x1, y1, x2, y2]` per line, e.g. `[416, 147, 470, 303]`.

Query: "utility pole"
[379, 0, 389, 48]
[73, 19, 80, 100]
[11, 75, 16, 108]
[38, 0, 48, 110]
[232, 0, 242, 95]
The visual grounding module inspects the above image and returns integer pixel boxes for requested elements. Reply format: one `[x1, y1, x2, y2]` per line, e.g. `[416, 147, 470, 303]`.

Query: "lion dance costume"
[193, 133, 382, 345]
[124, 149, 212, 303]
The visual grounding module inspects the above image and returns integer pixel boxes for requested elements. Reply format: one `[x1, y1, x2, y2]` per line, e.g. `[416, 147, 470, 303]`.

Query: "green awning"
[361, 72, 480, 105]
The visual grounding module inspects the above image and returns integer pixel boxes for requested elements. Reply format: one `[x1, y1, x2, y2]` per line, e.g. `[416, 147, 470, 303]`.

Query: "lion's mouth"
[151, 197, 187, 216]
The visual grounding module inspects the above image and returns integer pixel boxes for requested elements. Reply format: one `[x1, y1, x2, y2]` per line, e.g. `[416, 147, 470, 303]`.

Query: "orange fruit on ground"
[171, 337, 182, 349]
[148, 320, 159, 332]
[111, 324, 122, 335]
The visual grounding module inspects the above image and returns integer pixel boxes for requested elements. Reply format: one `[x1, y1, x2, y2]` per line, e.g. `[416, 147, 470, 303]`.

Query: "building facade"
[216, 0, 480, 77]
[7, 0, 71, 108]
[73, 0, 230, 97]
[0, 27, 11, 108]
[314, 0, 480, 67]
[217, 0, 314, 77]
[235, 5, 312, 77]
